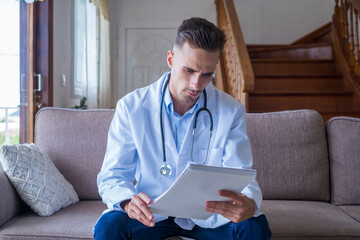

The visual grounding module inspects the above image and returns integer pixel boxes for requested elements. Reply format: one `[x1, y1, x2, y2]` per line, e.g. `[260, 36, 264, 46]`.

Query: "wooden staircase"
[215, 0, 360, 123]
[246, 27, 360, 122]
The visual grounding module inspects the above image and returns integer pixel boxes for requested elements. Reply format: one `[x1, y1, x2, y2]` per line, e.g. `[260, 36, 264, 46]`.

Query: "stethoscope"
[159, 76, 213, 177]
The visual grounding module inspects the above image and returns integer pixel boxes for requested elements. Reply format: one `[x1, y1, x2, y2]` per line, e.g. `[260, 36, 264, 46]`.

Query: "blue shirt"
[163, 85, 201, 153]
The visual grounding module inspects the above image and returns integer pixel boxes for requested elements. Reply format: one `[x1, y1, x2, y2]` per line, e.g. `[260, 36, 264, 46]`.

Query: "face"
[167, 42, 220, 115]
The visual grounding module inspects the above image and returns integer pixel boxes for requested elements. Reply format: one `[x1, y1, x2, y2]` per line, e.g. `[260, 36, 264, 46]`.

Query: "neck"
[171, 95, 197, 116]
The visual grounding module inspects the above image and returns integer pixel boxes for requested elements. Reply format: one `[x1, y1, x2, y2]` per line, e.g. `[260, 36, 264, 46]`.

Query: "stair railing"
[332, 0, 360, 95]
[215, 0, 255, 110]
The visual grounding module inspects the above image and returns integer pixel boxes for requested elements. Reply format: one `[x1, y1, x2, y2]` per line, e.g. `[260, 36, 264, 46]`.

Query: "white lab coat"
[97, 72, 262, 229]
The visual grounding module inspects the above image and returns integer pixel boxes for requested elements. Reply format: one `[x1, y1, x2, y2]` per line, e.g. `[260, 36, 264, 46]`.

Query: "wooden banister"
[215, 0, 254, 109]
[350, 0, 360, 13]
[332, 0, 360, 97]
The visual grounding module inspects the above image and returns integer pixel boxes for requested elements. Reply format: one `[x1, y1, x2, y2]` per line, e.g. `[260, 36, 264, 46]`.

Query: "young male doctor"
[94, 17, 271, 240]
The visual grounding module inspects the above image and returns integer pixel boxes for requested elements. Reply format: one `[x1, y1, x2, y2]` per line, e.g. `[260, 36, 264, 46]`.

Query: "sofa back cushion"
[246, 110, 330, 201]
[326, 116, 360, 205]
[34, 108, 115, 200]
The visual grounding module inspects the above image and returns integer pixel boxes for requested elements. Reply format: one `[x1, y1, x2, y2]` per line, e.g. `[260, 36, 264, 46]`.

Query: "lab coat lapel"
[192, 114, 207, 142]
[191, 84, 217, 143]
[154, 109, 177, 156]
[179, 108, 209, 157]
[144, 74, 178, 157]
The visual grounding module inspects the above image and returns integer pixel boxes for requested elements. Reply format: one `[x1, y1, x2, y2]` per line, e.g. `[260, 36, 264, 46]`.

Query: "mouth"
[185, 89, 201, 97]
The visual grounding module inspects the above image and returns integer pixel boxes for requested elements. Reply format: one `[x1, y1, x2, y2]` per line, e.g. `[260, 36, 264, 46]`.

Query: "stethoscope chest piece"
[160, 163, 172, 177]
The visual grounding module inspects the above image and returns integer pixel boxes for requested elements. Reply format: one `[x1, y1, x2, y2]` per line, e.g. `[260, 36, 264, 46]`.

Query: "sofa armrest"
[0, 164, 24, 227]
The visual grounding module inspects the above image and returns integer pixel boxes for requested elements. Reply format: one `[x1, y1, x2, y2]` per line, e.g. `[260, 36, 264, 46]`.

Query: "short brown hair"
[175, 17, 226, 52]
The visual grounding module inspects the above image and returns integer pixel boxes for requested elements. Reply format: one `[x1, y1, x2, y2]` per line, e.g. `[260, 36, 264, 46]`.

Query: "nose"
[190, 74, 201, 90]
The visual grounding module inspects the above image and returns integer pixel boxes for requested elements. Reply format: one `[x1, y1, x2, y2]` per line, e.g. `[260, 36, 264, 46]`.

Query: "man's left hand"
[205, 190, 256, 223]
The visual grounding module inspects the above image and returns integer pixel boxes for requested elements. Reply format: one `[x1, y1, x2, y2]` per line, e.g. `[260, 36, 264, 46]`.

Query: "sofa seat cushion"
[0, 201, 106, 240]
[339, 206, 360, 223]
[260, 200, 360, 239]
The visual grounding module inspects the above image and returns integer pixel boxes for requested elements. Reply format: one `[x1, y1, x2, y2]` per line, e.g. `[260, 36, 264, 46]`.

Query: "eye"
[202, 73, 213, 78]
[185, 67, 194, 73]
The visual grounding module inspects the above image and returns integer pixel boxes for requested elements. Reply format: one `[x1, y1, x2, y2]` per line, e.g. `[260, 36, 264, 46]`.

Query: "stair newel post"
[340, 0, 344, 39]
[343, 0, 350, 57]
[349, 3, 356, 68]
[354, 9, 360, 76]
[215, 0, 255, 110]
[334, 0, 341, 36]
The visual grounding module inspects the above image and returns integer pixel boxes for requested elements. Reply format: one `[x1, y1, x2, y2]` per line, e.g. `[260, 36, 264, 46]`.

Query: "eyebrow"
[184, 66, 214, 76]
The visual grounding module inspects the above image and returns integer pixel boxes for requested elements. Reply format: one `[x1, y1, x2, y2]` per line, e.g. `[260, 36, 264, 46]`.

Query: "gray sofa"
[0, 107, 359, 239]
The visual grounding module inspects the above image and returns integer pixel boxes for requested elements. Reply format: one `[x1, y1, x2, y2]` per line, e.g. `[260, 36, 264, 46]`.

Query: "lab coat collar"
[143, 72, 169, 112]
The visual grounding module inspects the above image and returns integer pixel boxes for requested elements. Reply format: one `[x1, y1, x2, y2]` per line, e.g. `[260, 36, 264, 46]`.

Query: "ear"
[167, 50, 174, 69]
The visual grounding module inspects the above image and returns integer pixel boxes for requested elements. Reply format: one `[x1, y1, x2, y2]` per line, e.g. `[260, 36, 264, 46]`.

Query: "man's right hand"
[123, 192, 155, 227]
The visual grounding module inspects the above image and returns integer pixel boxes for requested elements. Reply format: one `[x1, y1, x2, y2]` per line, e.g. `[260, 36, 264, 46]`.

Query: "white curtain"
[73, 0, 111, 109]
[86, 2, 98, 108]
[73, 0, 87, 98]
[99, 14, 111, 109]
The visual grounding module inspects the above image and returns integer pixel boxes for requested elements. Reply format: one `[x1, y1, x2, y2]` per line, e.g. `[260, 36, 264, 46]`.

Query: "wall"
[108, 0, 216, 102]
[235, 0, 333, 44]
[53, 0, 334, 107]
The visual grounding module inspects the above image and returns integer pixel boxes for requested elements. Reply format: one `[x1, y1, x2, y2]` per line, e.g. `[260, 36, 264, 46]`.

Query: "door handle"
[34, 73, 42, 92]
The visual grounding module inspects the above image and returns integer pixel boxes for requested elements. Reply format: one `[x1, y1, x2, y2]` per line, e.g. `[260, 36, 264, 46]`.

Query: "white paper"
[149, 163, 256, 220]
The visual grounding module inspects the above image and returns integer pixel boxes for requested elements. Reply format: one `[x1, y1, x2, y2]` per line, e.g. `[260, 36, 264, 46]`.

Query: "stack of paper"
[149, 163, 256, 219]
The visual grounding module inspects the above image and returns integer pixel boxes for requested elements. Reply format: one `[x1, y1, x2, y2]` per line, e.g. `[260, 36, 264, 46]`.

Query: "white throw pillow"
[0, 143, 79, 216]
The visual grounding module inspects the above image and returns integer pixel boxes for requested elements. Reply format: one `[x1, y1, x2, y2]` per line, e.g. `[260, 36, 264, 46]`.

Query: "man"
[94, 17, 271, 240]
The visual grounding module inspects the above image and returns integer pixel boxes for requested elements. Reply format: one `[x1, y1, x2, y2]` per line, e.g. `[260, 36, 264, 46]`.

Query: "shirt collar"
[164, 85, 202, 117]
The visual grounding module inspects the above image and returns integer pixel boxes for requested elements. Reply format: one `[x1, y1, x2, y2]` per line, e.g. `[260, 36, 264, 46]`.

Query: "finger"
[127, 201, 154, 224]
[206, 206, 239, 222]
[205, 203, 239, 217]
[206, 200, 241, 215]
[129, 208, 155, 227]
[132, 195, 154, 220]
[127, 201, 147, 220]
[219, 190, 248, 206]
[218, 190, 243, 201]
[125, 194, 155, 227]
[206, 200, 234, 209]
[138, 192, 152, 205]
[205, 202, 249, 223]
[137, 211, 155, 227]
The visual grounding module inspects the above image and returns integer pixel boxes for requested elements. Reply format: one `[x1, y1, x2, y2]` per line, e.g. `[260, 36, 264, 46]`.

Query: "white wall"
[53, 0, 334, 107]
[108, 0, 216, 102]
[234, 0, 333, 44]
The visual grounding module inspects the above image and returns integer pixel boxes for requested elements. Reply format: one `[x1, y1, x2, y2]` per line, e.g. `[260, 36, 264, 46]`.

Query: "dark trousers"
[94, 211, 271, 240]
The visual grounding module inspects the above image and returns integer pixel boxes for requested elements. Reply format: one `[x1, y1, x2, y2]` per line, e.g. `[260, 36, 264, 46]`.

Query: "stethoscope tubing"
[160, 75, 213, 176]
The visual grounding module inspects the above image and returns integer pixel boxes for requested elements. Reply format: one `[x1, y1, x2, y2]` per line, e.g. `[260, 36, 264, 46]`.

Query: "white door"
[116, 20, 178, 99]
[126, 28, 176, 93]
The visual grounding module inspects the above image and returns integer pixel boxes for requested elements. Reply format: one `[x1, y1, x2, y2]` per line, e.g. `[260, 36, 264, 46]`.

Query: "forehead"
[174, 43, 219, 70]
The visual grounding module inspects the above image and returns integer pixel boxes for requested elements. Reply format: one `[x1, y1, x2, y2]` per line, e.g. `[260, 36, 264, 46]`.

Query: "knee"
[94, 211, 129, 240]
[235, 215, 272, 240]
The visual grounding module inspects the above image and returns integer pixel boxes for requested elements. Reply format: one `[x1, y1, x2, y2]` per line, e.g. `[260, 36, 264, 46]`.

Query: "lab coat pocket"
[197, 148, 223, 166]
